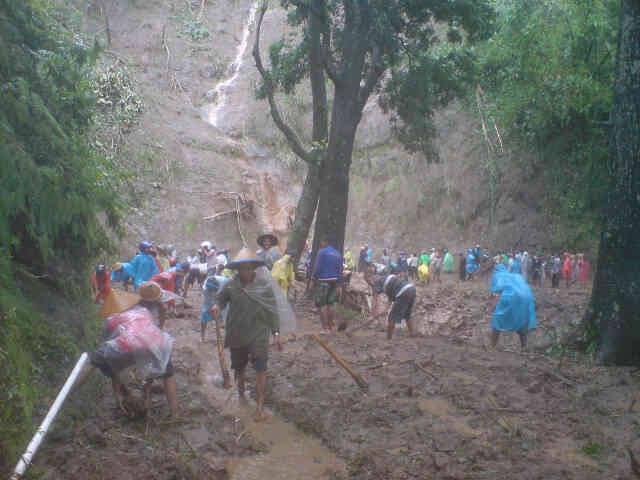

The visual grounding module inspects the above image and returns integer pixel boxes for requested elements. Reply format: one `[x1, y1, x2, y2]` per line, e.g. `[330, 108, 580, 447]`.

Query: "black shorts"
[389, 286, 416, 325]
[230, 341, 268, 373]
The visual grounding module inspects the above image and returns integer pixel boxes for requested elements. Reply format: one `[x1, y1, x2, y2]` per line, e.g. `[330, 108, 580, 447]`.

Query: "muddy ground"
[32, 274, 640, 479]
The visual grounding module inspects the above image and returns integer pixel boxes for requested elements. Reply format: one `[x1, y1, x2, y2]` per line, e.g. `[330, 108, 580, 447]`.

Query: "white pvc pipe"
[11, 352, 90, 480]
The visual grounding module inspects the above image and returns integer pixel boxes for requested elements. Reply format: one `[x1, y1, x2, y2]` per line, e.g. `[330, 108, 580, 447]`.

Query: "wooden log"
[311, 334, 368, 391]
[214, 314, 231, 389]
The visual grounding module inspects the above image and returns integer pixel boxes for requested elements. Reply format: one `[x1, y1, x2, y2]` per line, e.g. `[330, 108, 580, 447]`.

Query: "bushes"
[474, 0, 618, 250]
[0, 0, 120, 470]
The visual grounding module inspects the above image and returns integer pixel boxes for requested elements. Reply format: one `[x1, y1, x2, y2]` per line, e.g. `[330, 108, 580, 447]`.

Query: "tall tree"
[586, 0, 640, 365]
[253, 0, 328, 261]
[254, 0, 492, 254]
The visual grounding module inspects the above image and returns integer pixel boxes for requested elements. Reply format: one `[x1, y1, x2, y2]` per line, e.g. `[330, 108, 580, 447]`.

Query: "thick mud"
[32, 274, 640, 479]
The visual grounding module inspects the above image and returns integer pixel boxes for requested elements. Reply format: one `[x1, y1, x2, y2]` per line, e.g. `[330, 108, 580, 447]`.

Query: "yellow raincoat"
[418, 263, 429, 283]
[272, 254, 295, 295]
[344, 251, 355, 271]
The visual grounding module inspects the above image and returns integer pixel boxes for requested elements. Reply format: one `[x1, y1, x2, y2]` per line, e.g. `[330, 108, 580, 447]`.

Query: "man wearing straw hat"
[212, 247, 282, 421]
[256, 231, 282, 270]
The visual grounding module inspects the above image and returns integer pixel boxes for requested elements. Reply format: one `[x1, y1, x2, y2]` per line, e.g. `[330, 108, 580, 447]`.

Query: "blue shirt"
[123, 253, 159, 289]
[313, 246, 343, 282]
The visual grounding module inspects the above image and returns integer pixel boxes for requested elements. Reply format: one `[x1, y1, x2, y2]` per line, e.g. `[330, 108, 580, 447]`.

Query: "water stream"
[202, 1, 259, 128]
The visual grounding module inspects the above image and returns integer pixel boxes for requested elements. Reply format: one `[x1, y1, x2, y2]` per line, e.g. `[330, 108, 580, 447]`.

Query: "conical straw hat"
[257, 231, 279, 247]
[99, 289, 141, 318]
[227, 247, 265, 269]
[139, 281, 163, 302]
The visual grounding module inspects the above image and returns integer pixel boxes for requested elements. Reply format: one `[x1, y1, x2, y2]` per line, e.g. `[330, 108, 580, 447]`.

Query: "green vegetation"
[582, 441, 605, 459]
[0, 0, 121, 468]
[173, 7, 210, 42]
[474, 0, 618, 249]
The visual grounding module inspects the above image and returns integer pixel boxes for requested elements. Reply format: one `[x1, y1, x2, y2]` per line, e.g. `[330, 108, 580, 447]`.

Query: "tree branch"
[357, 44, 385, 109]
[321, 30, 343, 84]
[253, 2, 312, 163]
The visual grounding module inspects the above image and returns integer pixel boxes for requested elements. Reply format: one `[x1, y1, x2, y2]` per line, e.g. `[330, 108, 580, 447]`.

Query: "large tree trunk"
[313, 88, 361, 254]
[287, 161, 321, 259]
[586, 0, 640, 365]
[285, 0, 328, 262]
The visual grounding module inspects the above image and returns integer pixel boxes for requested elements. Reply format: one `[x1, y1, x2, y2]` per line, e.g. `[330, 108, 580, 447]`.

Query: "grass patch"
[581, 441, 604, 459]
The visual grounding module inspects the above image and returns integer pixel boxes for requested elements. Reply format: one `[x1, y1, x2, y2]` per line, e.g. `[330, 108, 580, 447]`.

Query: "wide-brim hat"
[257, 232, 279, 248]
[227, 247, 265, 269]
[99, 289, 141, 318]
[139, 281, 181, 304]
[139, 281, 163, 302]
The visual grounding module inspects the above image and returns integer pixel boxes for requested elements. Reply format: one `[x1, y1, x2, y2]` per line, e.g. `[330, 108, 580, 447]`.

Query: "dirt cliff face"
[94, 0, 558, 260]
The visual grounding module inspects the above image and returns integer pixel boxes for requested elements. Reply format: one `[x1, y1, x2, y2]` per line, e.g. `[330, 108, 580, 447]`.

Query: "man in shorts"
[312, 236, 343, 332]
[212, 248, 281, 421]
[366, 267, 418, 340]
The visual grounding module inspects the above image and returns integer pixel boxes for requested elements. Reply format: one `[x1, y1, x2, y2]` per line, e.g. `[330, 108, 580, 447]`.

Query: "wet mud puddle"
[189, 332, 345, 480]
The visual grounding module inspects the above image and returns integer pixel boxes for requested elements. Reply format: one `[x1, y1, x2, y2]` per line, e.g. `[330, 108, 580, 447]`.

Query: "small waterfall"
[203, 1, 259, 128]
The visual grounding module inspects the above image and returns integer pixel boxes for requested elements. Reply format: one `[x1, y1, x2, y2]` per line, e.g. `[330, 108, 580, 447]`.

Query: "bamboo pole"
[11, 353, 90, 479]
[311, 334, 368, 391]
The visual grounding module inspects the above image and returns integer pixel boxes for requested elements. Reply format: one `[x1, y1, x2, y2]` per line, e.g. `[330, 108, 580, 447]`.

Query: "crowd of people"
[88, 232, 591, 421]
[89, 232, 296, 421]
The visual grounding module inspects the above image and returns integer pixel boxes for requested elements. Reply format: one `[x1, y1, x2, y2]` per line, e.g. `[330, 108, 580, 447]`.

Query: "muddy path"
[33, 285, 345, 479]
[267, 276, 640, 479]
[33, 274, 640, 479]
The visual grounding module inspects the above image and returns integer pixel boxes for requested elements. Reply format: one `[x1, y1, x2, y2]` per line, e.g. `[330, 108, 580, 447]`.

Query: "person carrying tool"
[212, 248, 283, 421]
[365, 266, 419, 340]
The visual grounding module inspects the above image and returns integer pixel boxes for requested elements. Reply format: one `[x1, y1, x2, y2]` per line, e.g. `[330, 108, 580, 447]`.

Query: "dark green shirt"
[217, 275, 279, 349]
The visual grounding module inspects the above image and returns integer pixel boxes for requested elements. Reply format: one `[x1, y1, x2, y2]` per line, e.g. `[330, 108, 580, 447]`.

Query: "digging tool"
[214, 312, 232, 389]
[311, 334, 368, 391]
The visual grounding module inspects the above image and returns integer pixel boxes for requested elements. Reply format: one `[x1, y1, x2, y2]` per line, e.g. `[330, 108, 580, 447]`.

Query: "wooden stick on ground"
[214, 314, 231, 389]
[311, 334, 368, 391]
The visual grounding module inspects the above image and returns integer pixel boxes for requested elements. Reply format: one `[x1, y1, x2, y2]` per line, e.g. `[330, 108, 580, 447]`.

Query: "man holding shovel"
[212, 248, 283, 421]
[365, 266, 419, 340]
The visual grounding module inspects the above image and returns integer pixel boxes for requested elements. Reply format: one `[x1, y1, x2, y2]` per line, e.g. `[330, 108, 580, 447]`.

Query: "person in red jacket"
[577, 254, 591, 284]
[91, 264, 111, 304]
[562, 253, 573, 288]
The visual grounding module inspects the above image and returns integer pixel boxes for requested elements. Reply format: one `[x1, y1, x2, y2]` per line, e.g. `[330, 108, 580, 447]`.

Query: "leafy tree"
[254, 0, 493, 254]
[1, 0, 119, 271]
[0, 0, 119, 466]
[474, 0, 619, 247]
[586, 0, 640, 365]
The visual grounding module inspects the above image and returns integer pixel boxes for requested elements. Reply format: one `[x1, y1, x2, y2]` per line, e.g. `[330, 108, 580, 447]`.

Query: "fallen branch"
[161, 24, 170, 73]
[534, 365, 579, 388]
[311, 334, 368, 391]
[203, 209, 240, 221]
[412, 360, 436, 380]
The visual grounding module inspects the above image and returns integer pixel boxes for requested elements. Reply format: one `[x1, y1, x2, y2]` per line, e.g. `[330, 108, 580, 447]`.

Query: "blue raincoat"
[510, 256, 522, 275]
[111, 268, 130, 284]
[201, 275, 229, 324]
[490, 265, 536, 332]
[123, 253, 159, 289]
[465, 249, 479, 275]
